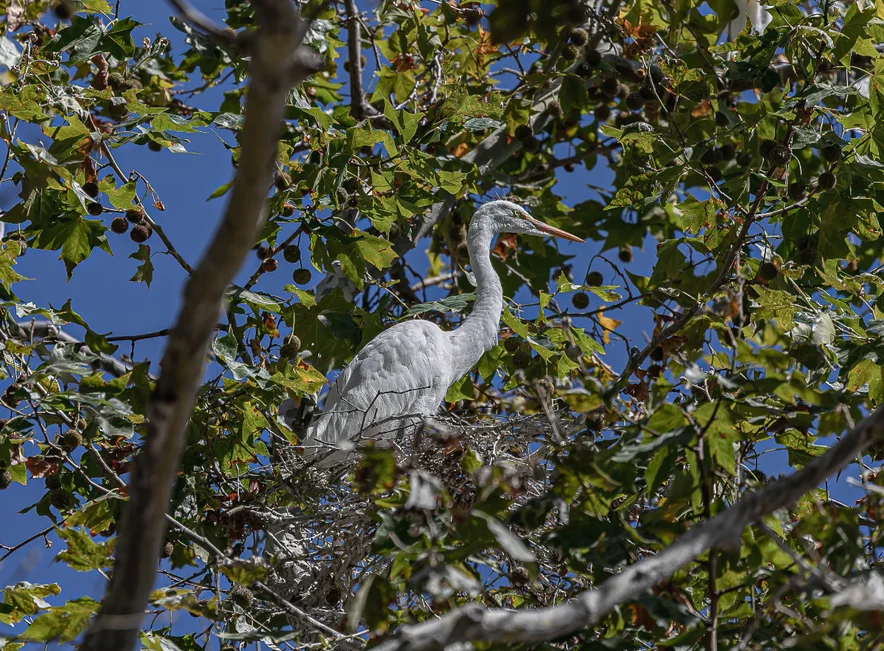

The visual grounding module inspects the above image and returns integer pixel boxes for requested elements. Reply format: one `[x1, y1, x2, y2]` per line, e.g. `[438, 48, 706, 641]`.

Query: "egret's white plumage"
[295, 200, 583, 467]
[727, 0, 772, 37]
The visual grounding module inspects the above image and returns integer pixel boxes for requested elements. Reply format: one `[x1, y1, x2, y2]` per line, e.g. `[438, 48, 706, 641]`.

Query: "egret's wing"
[303, 320, 449, 462]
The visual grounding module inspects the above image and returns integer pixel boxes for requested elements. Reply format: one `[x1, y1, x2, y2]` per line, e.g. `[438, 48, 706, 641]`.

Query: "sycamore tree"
[0, 0, 883, 649]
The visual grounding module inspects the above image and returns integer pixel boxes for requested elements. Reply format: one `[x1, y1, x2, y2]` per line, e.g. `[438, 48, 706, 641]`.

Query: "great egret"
[290, 200, 583, 467]
[727, 0, 772, 37]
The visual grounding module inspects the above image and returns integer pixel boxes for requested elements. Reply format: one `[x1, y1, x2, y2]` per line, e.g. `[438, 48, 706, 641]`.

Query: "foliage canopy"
[0, 0, 883, 649]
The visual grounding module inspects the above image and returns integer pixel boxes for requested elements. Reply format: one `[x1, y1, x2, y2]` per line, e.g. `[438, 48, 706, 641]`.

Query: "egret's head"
[471, 200, 584, 243]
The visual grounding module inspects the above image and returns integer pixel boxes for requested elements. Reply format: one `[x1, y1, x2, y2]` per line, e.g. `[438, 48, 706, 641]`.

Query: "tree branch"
[372, 402, 884, 651]
[79, 2, 319, 649]
[343, 0, 376, 120]
[12, 320, 137, 378]
[168, 0, 238, 46]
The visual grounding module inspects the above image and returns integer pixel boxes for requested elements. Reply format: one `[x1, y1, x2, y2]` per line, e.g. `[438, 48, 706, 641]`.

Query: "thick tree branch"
[373, 402, 884, 651]
[79, 3, 319, 650]
[343, 0, 376, 120]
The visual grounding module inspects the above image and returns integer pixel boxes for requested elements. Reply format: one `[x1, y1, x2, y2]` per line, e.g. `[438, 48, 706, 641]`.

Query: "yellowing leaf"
[596, 311, 621, 344]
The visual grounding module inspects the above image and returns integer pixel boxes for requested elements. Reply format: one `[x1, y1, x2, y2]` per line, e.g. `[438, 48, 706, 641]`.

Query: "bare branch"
[372, 402, 884, 651]
[79, 2, 319, 649]
[343, 0, 377, 120]
[168, 0, 238, 46]
[12, 320, 137, 378]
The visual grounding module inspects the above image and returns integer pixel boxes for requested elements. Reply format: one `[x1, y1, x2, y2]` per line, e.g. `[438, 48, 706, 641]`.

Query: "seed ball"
[700, 148, 717, 165]
[625, 93, 644, 111]
[119, 78, 142, 92]
[0, 470, 11, 490]
[283, 245, 301, 263]
[463, 8, 481, 27]
[229, 585, 254, 607]
[281, 202, 296, 217]
[53, 1, 72, 20]
[565, 344, 582, 362]
[261, 258, 279, 273]
[736, 151, 753, 167]
[586, 270, 603, 286]
[347, 196, 359, 208]
[569, 28, 588, 46]
[255, 244, 270, 260]
[293, 268, 312, 285]
[147, 140, 162, 152]
[571, 292, 590, 309]
[514, 124, 533, 142]
[87, 202, 103, 216]
[521, 137, 541, 153]
[715, 111, 729, 127]
[798, 247, 816, 265]
[759, 140, 774, 158]
[130, 223, 152, 243]
[563, 162, 575, 172]
[585, 48, 602, 67]
[83, 182, 99, 198]
[593, 104, 611, 121]
[618, 247, 633, 263]
[512, 350, 531, 369]
[49, 488, 74, 510]
[280, 338, 301, 360]
[585, 409, 605, 431]
[821, 144, 842, 163]
[162, 542, 174, 558]
[546, 101, 562, 118]
[767, 144, 791, 167]
[275, 173, 290, 191]
[61, 429, 82, 451]
[817, 171, 837, 190]
[110, 217, 129, 234]
[504, 337, 520, 353]
[125, 208, 145, 223]
[796, 234, 813, 251]
[638, 88, 660, 107]
[107, 72, 125, 90]
[788, 183, 807, 201]
[719, 144, 735, 161]
[563, 44, 580, 61]
[600, 77, 619, 97]
[706, 166, 723, 182]
[759, 261, 778, 281]
[650, 346, 664, 362]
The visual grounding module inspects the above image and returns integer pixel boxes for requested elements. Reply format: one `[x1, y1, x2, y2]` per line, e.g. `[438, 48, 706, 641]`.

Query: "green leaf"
[0, 241, 27, 288]
[382, 99, 423, 142]
[103, 181, 138, 210]
[351, 232, 397, 270]
[559, 75, 588, 114]
[270, 363, 328, 395]
[129, 244, 154, 287]
[32, 216, 110, 279]
[20, 598, 99, 643]
[406, 293, 475, 317]
[55, 528, 115, 572]
[219, 558, 268, 585]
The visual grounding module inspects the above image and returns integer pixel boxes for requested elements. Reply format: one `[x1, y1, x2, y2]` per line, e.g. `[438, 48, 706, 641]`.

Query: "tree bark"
[80, 2, 318, 649]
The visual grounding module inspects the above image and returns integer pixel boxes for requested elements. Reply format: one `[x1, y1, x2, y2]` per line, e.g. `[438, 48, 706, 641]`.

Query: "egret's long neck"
[448, 226, 502, 380]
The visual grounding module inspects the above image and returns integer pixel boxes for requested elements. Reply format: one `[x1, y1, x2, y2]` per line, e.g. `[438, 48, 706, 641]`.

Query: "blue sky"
[0, 0, 871, 646]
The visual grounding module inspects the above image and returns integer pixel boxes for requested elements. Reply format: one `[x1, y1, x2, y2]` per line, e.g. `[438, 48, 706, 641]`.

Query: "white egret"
[727, 0, 772, 37]
[288, 200, 583, 467]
